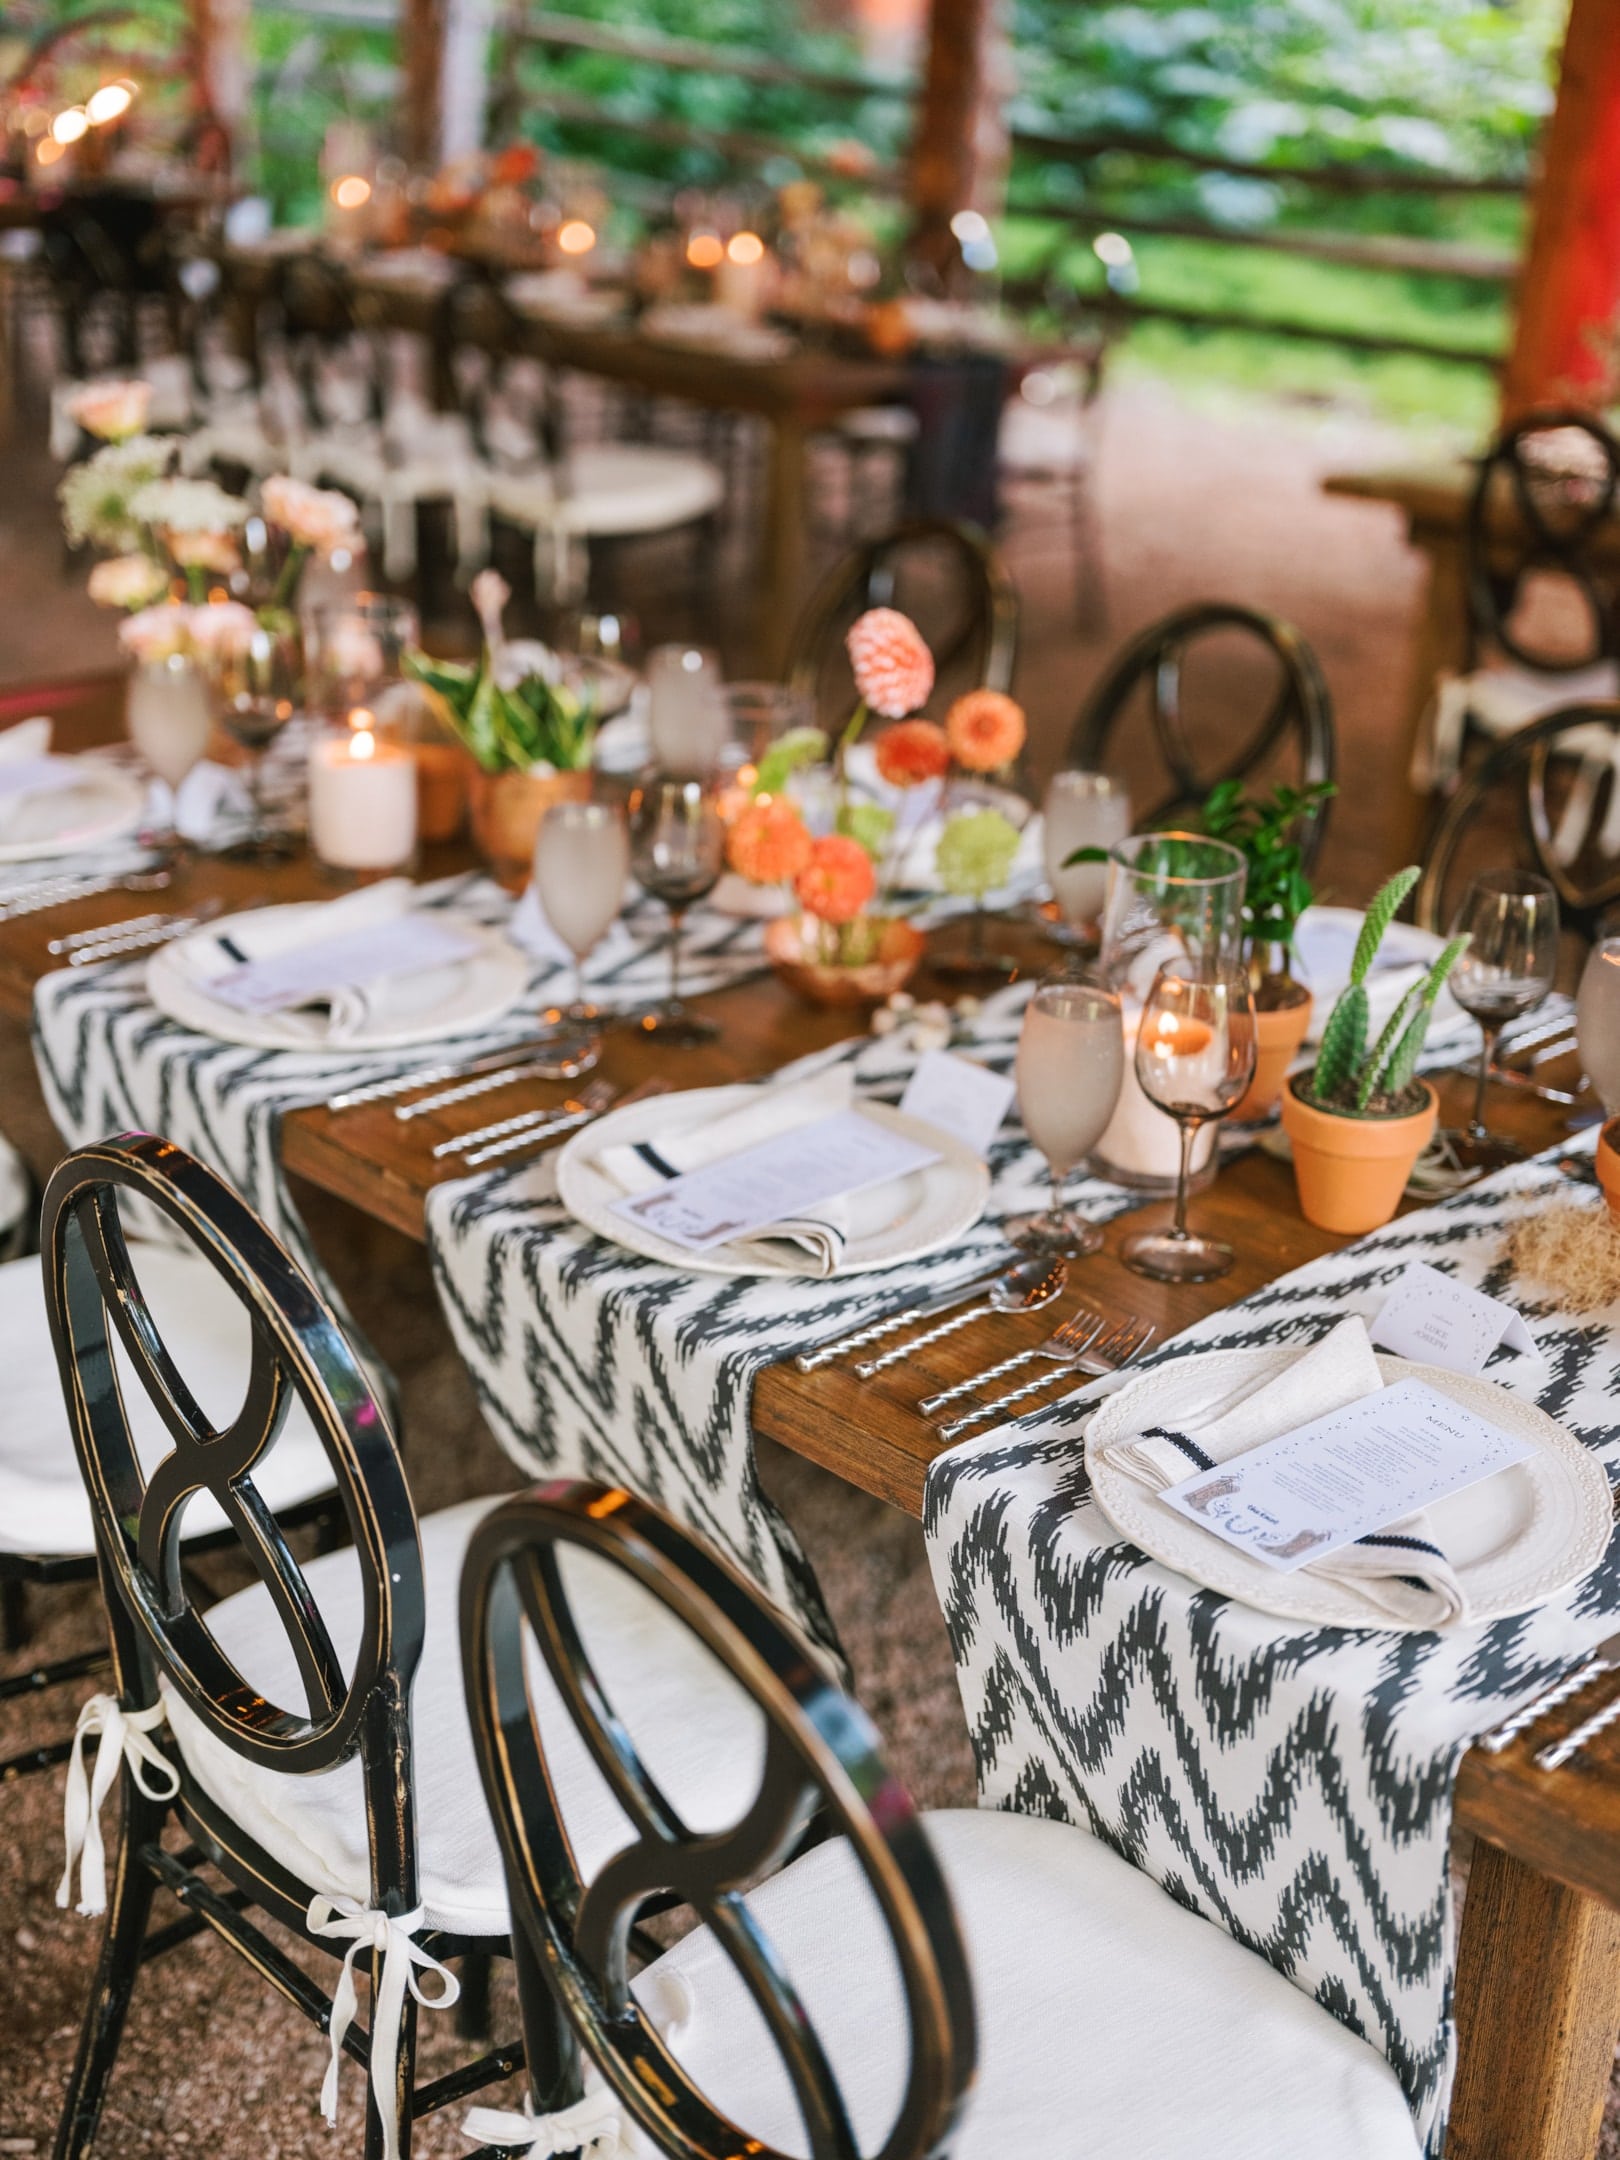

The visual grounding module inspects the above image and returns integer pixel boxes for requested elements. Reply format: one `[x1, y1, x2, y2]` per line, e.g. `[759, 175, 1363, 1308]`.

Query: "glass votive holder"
[307, 707, 418, 880]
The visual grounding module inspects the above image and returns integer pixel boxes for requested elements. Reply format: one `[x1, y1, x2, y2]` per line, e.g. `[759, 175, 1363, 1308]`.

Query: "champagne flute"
[1008, 977, 1125, 1255]
[1041, 771, 1130, 949]
[646, 645, 727, 776]
[1577, 933, 1620, 1115]
[126, 652, 213, 861]
[1121, 959, 1256, 1282]
[1446, 870, 1559, 1171]
[533, 800, 630, 1047]
[217, 621, 301, 860]
[629, 775, 726, 1043]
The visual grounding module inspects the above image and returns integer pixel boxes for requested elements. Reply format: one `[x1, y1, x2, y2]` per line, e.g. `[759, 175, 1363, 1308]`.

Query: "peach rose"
[875, 718, 950, 788]
[186, 599, 260, 661]
[728, 797, 813, 885]
[946, 689, 1026, 773]
[167, 529, 241, 574]
[846, 607, 934, 719]
[66, 378, 152, 443]
[88, 554, 169, 610]
[261, 476, 359, 555]
[795, 832, 876, 925]
[117, 604, 192, 664]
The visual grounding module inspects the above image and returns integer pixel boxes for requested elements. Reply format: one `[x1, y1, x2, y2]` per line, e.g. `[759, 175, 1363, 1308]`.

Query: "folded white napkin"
[1099, 1317, 1469, 1628]
[169, 879, 417, 1042]
[595, 1067, 856, 1275]
[0, 717, 83, 838]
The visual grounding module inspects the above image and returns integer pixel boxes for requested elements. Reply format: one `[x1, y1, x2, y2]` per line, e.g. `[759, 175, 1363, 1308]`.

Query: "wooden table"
[5, 673, 1619, 2159]
[219, 248, 910, 673]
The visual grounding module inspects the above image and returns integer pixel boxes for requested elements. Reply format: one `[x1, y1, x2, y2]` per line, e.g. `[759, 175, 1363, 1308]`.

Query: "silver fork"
[935, 1313, 1158, 1441]
[919, 1307, 1110, 1417]
[436, 1078, 617, 1161]
[396, 1046, 597, 1120]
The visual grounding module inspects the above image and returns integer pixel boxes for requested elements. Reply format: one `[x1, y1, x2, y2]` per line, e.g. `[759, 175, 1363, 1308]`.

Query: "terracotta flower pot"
[467, 765, 592, 892]
[1596, 1118, 1620, 1222]
[1280, 1074, 1438, 1237]
[765, 915, 925, 1007]
[1231, 989, 1314, 1122]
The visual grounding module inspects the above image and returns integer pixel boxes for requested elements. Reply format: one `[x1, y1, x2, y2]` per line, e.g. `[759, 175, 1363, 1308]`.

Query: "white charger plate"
[0, 763, 145, 862]
[146, 901, 529, 1052]
[556, 1082, 989, 1278]
[1086, 1344, 1612, 1630]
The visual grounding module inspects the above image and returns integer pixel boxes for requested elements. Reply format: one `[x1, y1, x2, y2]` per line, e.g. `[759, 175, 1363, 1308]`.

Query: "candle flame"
[726, 231, 765, 265]
[331, 174, 372, 210]
[557, 218, 596, 255]
[352, 729, 376, 762]
[686, 231, 724, 269]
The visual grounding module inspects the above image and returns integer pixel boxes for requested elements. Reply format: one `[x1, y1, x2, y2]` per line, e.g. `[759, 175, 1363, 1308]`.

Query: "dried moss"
[1508, 1201, 1620, 1312]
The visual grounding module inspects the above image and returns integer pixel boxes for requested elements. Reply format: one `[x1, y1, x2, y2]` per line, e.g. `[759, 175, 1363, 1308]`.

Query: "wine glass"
[646, 645, 727, 776]
[1577, 933, 1620, 1115]
[533, 800, 629, 1047]
[311, 593, 419, 719]
[126, 652, 213, 861]
[1446, 870, 1560, 1171]
[1121, 959, 1256, 1282]
[216, 621, 301, 859]
[629, 775, 726, 1043]
[1007, 977, 1125, 1255]
[1041, 771, 1130, 949]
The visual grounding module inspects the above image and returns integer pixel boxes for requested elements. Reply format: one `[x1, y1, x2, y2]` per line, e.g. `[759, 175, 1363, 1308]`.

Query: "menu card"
[207, 918, 481, 1015]
[613, 1109, 940, 1253]
[1159, 1378, 1533, 1573]
[1369, 1261, 1537, 1376]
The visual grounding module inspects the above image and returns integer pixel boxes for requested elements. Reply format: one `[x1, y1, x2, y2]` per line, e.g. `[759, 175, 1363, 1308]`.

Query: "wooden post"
[188, 0, 247, 135]
[906, 0, 1008, 277]
[402, 0, 449, 171]
[1502, 0, 1620, 415]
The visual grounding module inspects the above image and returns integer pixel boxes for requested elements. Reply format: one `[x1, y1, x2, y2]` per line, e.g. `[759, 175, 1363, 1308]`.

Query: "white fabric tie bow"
[461, 2089, 625, 2156]
[305, 1892, 461, 2160]
[57, 1693, 179, 1917]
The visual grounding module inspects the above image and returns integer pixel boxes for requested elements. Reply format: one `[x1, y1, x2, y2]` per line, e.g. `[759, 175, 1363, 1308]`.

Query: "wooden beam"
[906, 0, 1007, 275]
[402, 0, 448, 169]
[1503, 0, 1620, 415]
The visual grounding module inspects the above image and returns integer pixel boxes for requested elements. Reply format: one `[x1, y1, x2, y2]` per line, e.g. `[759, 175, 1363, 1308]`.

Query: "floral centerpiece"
[402, 570, 597, 890]
[723, 606, 1030, 1002]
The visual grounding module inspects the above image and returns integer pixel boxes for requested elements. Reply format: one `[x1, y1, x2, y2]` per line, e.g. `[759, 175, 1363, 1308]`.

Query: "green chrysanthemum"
[935, 807, 1021, 899]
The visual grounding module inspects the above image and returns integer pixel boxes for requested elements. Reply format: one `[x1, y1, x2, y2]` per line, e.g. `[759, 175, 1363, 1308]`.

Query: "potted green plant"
[1279, 866, 1468, 1234]
[403, 572, 596, 891]
[1198, 777, 1334, 1118]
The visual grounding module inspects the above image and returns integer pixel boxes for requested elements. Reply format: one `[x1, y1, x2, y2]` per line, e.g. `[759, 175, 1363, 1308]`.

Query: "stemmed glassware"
[1041, 771, 1130, 949]
[1121, 959, 1256, 1282]
[1007, 976, 1125, 1255]
[216, 621, 302, 860]
[646, 645, 727, 777]
[1576, 931, 1620, 1116]
[1446, 870, 1560, 1171]
[126, 652, 213, 861]
[533, 800, 630, 1051]
[311, 593, 419, 718]
[629, 775, 726, 1043]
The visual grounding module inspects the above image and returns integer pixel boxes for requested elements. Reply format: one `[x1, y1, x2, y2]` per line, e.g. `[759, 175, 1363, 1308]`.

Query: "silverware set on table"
[50, 898, 228, 966]
[795, 1254, 1157, 1437]
[1480, 1625, 1620, 1771]
[0, 864, 173, 921]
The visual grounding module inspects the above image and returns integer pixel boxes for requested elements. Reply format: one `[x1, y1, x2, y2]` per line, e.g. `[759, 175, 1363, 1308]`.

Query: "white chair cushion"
[998, 396, 1088, 476]
[0, 1246, 335, 1557]
[161, 1498, 769, 1938]
[490, 444, 724, 539]
[1460, 656, 1620, 741]
[624, 1808, 1421, 2160]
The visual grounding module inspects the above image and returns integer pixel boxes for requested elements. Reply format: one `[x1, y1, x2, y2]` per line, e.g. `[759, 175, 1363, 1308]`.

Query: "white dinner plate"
[556, 1082, 990, 1278]
[0, 762, 145, 862]
[146, 902, 529, 1052]
[1086, 1344, 1613, 1630]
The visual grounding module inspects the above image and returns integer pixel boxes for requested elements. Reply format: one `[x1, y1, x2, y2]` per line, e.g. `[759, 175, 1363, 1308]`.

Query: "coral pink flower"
[795, 833, 877, 925]
[846, 608, 934, 719]
[66, 378, 152, 443]
[875, 718, 950, 788]
[946, 689, 1026, 773]
[728, 797, 813, 885]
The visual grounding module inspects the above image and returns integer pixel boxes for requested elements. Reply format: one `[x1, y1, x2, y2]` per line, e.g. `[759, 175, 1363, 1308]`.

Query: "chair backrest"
[784, 519, 1017, 727]
[1065, 601, 1335, 868]
[461, 1482, 976, 2160]
[1414, 701, 1620, 940]
[1464, 409, 1620, 675]
[41, 1133, 425, 1906]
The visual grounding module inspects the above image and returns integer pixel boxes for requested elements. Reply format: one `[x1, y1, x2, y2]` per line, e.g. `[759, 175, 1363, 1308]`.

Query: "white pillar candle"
[716, 233, 770, 318]
[308, 711, 417, 871]
[1090, 1008, 1218, 1186]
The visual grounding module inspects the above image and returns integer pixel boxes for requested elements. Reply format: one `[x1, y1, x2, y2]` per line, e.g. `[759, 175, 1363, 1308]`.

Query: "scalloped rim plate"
[0, 763, 145, 863]
[1086, 1344, 1612, 1629]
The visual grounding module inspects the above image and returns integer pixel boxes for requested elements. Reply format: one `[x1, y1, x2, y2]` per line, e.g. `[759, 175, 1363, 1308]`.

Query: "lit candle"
[716, 230, 770, 317]
[1090, 1009, 1219, 1185]
[308, 708, 417, 872]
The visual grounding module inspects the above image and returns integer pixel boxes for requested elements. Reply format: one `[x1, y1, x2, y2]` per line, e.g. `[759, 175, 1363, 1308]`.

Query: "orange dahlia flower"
[795, 833, 877, 925]
[946, 689, 1027, 773]
[727, 796, 813, 885]
[875, 718, 950, 789]
[846, 608, 935, 719]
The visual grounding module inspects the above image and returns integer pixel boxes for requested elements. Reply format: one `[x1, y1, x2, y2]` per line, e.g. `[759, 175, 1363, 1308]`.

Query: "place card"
[899, 1049, 1015, 1157]
[614, 1109, 940, 1254]
[207, 917, 481, 1015]
[1369, 1261, 1537, 1375]
[1159, 1378, 1534, 1574]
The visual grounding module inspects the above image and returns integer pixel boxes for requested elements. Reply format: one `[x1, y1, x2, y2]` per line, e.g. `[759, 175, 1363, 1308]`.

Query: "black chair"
[1414, 701, 1620, 942]
[1065, 602, 1335, 869]
[459, 1481, 1422, 2160]
[1422, 410, 1620, 792]
[785, 519, 1018, 729]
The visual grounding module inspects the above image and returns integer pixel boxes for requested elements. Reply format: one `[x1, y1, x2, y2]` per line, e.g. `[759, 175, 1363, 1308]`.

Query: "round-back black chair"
[1463, 409, 1620, 680]
[264, 250, 385, 429]
[784, 519, 1018, 728]
[1064, 602, 1335, 868]
[39, 1134, 523, 2160]
[460, 1482, 1426, 2160]
[1414, 702, 1620, 942]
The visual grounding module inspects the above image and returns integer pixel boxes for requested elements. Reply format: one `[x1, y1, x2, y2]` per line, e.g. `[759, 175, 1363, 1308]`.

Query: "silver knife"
[67, 899, 224, 965]
[793, 1264, 1012, 1374]
[325, 1034, 577, 1112]
[1480, 1631, 1620, 1754]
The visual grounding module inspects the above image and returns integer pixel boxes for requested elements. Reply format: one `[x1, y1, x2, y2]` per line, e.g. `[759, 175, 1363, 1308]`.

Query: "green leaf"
[1356, 983, 1421, 1109]
[1314, 981, 1367, 1100]
[1349, 867, 1419, 987]
[1060, 844, 1110, 867]
[837, 800, 895, 859]
[754, 726, 829, 799]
